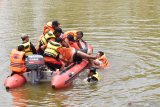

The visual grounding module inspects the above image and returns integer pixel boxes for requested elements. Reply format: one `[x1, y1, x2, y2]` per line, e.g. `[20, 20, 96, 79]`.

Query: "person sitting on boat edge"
[93, 51, 109, 69]
[20, 33, 37, 56]
[84, 67, 100, 83]
[38, 27, 63, 55]
[10, 45, 27, 76]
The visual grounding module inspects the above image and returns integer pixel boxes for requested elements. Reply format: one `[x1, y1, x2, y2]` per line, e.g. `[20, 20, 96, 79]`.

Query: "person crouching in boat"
[84, 67, 100, 83]
[62, 30, 83, 50]
[63, 31, 92, 54]
[43, 39, 63, 71]
[36, 20, 62, 52]
[20, 33, 37, 56]
[10, 45, 27, 76]
[93, 51, 109, 69]
[37, 27, 63, 55]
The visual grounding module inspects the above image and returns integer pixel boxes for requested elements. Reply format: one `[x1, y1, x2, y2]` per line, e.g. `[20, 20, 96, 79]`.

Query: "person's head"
[55, 37, 65, 47]
[67, 34, 75, 42]
[55, 37, 63, 43]
[17, 45, 25, 51]
[52, 20, 60, 28]
[88, 67, 96, 77]
[90, 67, 96, 73]
[76, 31, 83, 40]
[53, 27, 62, 38]
[21, 33, 29, 42]
[96, 51, 104, 58]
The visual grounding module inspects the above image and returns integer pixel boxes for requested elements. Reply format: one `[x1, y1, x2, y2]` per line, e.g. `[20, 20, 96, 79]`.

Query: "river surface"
[0, 0, 160, 107]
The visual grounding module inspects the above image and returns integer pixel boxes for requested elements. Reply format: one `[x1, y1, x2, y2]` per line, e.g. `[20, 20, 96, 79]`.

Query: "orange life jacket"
[36, 22, 55, 51]
[70, 41, 80, 50]
[63, 30, 78, 40]
[98, 54, 109, 69]
[10, 49, 27, 73]
[43, 22, 55, 35]
[58, 47, 75, 62]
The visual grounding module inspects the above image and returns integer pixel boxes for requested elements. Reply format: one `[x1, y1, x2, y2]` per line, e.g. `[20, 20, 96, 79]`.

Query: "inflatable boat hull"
[51, 60, 88, 89]
[4, 74, 26, 89]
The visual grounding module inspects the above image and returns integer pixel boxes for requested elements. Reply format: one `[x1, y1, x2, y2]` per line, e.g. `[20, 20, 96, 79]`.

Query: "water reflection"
[8, 83, 69, 107]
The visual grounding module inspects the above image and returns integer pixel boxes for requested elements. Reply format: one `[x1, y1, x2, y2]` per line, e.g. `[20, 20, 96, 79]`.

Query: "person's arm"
[77, 50, 96, 59]
[61, 40, 69, 47]
[49, 38, 55, 42]
[30, 42, 37, 54]
[87, 76, 98, 82]
[40, 44, 47, 51]
[91, 76, 98, 81]
[64, 38, 71, 48]
[39, 37, 55, 51]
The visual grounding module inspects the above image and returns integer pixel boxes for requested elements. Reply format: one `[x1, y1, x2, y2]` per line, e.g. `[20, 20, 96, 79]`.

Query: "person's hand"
[40, 45, 46, 50]
[91, 55, 97, 59]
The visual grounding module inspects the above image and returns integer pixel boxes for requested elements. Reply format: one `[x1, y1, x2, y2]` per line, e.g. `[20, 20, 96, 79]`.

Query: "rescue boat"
[4, 40, 91, 89]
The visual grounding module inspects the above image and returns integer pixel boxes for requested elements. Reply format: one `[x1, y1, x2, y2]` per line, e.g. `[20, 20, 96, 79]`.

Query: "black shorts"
[79, 48, 87, 53]
[45, 62, 62, 71]
[73, 51, 82, 63]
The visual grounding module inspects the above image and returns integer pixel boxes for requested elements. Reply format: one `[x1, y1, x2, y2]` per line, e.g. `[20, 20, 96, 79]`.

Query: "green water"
[0, 0, 160, 107]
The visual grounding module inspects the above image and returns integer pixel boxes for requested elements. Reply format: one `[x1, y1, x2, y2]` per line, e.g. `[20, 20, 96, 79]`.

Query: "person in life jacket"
[43, 38, 63, 71]
[58, 41, 97, 70]
[38, 27, 63, 55]
[93, 51, 109, 69]
[43, 20, 60, 35]
[36, 20, 62, 51]
[63, 30, 84, 50]
[43, 37, 96, 70]
[10, 45, 27, 75]
[85, 67, 100, 83]
[20, 33, 37, 56]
